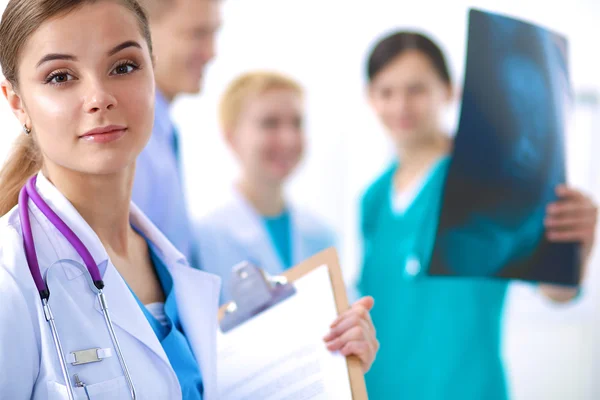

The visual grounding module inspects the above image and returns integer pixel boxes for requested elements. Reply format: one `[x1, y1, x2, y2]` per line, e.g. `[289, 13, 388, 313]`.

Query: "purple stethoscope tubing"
[19, 175, 104, 299]
[18, 175, 136, 400]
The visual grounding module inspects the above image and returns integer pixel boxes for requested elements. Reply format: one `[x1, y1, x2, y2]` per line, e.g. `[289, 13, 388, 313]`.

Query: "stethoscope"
[19, 175, 137, 400]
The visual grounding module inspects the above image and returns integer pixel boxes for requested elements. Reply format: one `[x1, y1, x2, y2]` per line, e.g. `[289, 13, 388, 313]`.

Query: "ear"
[1, 80, 30, 128]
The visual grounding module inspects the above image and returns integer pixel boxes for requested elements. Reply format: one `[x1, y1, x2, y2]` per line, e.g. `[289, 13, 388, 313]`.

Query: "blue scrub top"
[263, 210, 293, 270]
[358, 157, 509, 400]
[130, 241, 204, 400]
[132, 91, 195, 264]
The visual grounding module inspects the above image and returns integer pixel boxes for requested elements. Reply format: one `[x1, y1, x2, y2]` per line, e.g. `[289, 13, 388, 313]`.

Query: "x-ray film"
[428, 9, 580, 285]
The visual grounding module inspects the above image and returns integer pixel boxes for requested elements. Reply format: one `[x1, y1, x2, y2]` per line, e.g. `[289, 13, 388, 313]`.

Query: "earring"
[23, 124, 31, 135]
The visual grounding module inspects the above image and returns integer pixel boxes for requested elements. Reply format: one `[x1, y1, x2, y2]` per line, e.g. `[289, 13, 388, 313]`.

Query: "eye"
[379, 88, 393, 99]
[260, 116, 280, 130]
[111, 61, 139, 76]
[293, 117, 303, 129]
[45, 71, 74, 85]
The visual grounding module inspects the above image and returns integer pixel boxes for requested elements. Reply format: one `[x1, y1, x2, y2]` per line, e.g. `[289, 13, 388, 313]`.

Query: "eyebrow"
[107, 40, 142, 57]
[36, 40, 142, 68]
[36, 53, 76, 68]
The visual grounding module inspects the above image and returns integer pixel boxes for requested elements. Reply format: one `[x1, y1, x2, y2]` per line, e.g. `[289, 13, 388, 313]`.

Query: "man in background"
[133, 0, 221, 263]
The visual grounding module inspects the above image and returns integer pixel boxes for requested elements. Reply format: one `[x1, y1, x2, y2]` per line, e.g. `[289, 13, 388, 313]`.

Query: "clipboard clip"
[220, 261, 296, 333]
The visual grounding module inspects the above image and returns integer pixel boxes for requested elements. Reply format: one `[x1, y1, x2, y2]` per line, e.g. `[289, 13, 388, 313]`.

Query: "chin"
[390, 125, 416, 135]
[393, 130, 427, 147]
[390, 131, 413, 146]
[82, 156, 135, 177]
[181, 79, 203, 95]
[264, 171, 290, 185]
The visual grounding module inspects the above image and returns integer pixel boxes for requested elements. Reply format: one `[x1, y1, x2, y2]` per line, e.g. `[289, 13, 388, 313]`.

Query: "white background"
[1, 0, 599, 398]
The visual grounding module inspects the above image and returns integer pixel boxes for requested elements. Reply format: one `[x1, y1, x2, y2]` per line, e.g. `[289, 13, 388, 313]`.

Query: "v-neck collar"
[389, 156, 449, 218]
[127, 227, 177, 340]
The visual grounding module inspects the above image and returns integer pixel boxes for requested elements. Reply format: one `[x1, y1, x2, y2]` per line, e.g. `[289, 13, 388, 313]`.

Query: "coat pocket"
[46, 375, 128, 399]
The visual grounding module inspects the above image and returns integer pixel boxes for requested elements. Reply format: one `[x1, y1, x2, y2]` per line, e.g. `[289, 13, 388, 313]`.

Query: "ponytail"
[0, 133, 41, 216]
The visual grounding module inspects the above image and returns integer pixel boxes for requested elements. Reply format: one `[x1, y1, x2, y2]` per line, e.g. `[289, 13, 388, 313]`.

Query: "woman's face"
[228, 88, 305, 186]
[2, 0, 155, 177]
[369, 50, 451, 148]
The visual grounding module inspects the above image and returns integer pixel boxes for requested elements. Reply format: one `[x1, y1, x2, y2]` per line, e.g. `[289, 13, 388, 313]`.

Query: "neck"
[237, 175, 285, 217]
[397, 132, 451, 171]
[156, 79, 176, 104]
[43, 164, 135, 256]
[393, 132, 452, 192]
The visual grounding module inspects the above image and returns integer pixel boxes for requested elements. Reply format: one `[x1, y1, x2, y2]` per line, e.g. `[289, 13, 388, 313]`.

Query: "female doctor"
[0, 1, 378, 399]
[358, 31, 597, 400]
[195, 71, 339, 305]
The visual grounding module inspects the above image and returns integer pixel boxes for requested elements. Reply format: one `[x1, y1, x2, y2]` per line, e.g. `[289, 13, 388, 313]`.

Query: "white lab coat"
[0, 173, 221, 400]
[194, 189, 336, 305]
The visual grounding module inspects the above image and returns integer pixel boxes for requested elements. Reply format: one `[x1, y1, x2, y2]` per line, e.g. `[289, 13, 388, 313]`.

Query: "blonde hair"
[0, 0, 152, 216]
[219, 70, 304, 133]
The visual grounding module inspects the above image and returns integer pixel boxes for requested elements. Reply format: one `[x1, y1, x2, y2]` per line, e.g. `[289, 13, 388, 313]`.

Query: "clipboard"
[218, 247, 368, 400]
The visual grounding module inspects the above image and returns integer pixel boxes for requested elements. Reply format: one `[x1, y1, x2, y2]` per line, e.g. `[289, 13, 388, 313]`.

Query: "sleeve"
[0, 266, 39, 398]
[193, 216, 245, 305]
[354, 185, 381, 299]
[359, 186, 379, 257]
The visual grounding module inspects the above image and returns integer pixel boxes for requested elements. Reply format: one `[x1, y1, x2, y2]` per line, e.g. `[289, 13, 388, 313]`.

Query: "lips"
[394, 117, 416, 129]
[80, 125, 127, 144]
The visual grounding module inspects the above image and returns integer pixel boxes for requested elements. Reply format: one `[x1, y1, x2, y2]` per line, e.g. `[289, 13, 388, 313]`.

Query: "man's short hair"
[138, 0, 175, 20]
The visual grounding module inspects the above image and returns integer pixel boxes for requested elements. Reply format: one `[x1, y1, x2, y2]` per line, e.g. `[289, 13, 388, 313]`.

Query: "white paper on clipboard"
[216, 265, 353, 400]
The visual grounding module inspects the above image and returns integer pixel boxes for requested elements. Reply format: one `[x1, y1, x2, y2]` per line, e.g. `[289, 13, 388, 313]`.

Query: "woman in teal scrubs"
[358, 31, 597, 400]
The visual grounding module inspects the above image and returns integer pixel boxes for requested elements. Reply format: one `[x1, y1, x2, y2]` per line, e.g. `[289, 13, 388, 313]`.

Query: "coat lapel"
[170, 264, 220, 400]
[92, 261, 171, 366]
[289, 205, 306, 266]
[32, 173, 180, 373]
[130, 204, 221, 400]
[32, 172, 222, 399]
[226, 189, 285, 275]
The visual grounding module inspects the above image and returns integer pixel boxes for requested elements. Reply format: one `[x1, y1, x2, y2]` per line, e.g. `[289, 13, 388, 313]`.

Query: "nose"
[395, 91, 410, 111]
[281, 125, 303, 148]
[83, 80, 117, 114]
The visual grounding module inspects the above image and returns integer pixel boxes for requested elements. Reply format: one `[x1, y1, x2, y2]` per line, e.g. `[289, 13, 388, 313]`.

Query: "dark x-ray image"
[428, 9, 581, 285]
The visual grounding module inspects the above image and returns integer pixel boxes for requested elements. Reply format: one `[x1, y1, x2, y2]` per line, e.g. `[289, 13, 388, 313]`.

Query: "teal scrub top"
[358, 157, 509, 400]
[131, 242, 204, 400]
[263, 210, 293, 269]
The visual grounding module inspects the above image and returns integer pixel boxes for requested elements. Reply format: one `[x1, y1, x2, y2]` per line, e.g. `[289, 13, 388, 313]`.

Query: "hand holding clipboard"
[217, 248, 375, 400]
